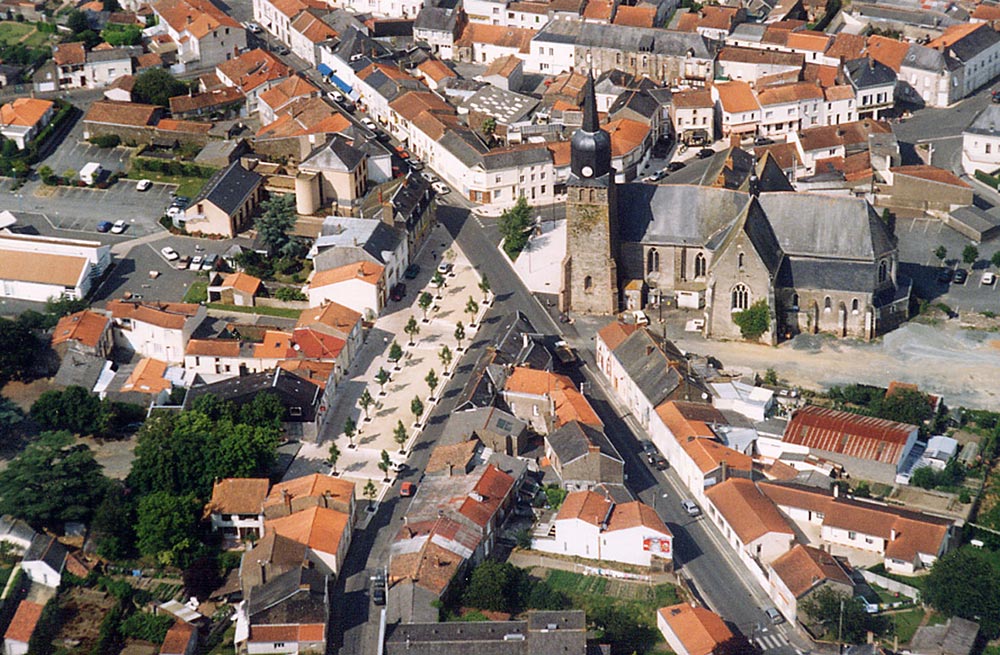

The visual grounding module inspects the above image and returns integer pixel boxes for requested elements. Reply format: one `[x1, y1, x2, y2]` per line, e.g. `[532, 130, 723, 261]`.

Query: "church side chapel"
[559, 74, 911, 343]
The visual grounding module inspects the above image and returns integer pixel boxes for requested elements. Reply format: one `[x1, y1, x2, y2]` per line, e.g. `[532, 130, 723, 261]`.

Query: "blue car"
[96, 221, 113, 233]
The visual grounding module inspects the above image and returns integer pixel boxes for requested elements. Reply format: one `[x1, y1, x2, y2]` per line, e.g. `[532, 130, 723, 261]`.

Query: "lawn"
[206, 303, 302, 319]
[0, 22, 33, 46]
[891, 608, 926, 644]
[127, 169, 206, 198]
[183, 280, 208, 303]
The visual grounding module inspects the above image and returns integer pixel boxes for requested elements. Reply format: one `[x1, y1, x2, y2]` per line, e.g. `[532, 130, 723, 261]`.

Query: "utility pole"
[838, 598, 845, 654]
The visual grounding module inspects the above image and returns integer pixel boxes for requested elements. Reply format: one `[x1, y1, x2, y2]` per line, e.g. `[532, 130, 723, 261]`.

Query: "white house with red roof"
[4, 601, 44, 655]
[106, 300, 206, 364]
[305, 261, 386, 319]
[150, 0, 246, 67]
[215, 49, 290, 114]
[657, 603, 733, 655]
[536, 490, 673, 568]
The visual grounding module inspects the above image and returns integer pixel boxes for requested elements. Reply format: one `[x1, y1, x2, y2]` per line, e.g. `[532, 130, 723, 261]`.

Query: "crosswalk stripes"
[754, 632, 788, 652]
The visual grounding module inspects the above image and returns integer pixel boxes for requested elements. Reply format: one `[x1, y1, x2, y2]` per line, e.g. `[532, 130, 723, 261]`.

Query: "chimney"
[646, 345, 654, 356]
[283, 488, 292, 513]
[588, 443, 600, 454]
[833, 483, 839, 498]
[720, 460, 728, 482]
[323, 490, 332, 508]
[259, 560, 266, 584]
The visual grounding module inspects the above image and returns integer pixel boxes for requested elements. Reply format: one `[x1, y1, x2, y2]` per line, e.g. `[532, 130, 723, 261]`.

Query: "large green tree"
[461, 560, 528, 614]
[255, 195, 301, 258]
[499, 197, 533, 258]
[31, 386, 103, 435]
[132, 68, 188, 107]
[135, 492, 200, 564]
[0, 396, 23, 435]
[213, 421, 281, 479]
[128, 412, 214, 498]
[0, 317, 36, 384]
[925, 545, 1000, 637]
[91, 483, 136, 560]
[0, 431, 107, 526]
[238, 392, 286, 430]
[800, 586, 889, 644]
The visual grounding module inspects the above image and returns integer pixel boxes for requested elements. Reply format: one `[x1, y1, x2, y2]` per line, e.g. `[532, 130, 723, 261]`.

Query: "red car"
[400, 481, 415, 497]
[394, 147, 410, 159]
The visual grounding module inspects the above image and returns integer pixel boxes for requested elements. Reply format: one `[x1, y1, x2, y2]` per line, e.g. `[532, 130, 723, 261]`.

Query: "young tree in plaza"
[411, 396, 424, 428]
[328, 441, 341, 475]
[375, 367, 390, 395]
[425, 369, 439, 401]
[404, 316, 420, 345]
[465, 297, 479, 327]
[388, 341, 404, 369]
[438, 345, 453, 373]
[343, 417, 357, 448]
[378, 450, 392, 482]
[418, 292, 434, 321]
[479, 275, 491, 303]
[454, 321, 466, 351]
[359, 389, 374, 422]
[393, 420, 408, 453]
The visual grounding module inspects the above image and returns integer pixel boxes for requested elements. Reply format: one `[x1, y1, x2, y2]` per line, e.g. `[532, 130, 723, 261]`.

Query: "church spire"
[570, 69, 612, 180]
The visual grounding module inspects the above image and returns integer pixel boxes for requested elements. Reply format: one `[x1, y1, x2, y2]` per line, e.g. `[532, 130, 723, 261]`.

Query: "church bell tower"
[560, 71, 620, 315]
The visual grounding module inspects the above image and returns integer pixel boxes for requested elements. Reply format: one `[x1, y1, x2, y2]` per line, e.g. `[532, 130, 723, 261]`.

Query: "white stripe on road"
[755, 633, 787, 651]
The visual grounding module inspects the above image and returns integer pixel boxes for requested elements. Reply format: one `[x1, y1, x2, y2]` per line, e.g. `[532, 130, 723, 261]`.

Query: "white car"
[681, 499, 701, 517]
[160, 246, 179, 261]
[111, 220, 127, 234]
[189, 255, 204, 270]
[361, 117, 377, 130]
[245, 21, 262, 33]
[983, 272, 996, 285]
[136, 179, 152, 191]
[328, 90, 345, 103]
[432, 181, 450, 195]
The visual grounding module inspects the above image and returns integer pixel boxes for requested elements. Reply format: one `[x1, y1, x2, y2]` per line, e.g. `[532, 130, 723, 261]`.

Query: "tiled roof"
[160, 620, 197, 655]
[156, 119, 213, 134]
[597, 321, 639, 351]
[672, 88, 713, 109]
[606, 117, 649, 157]
[715, 80, 759, 114]
[221, 271, 262, 295]
[206, 478, 269, 516]
[51, 310, 108, 349]
[769, 544, 853, 598]
[309, 261, 384, 288]
[825, 32, 866, 61]
[389, 90, 454, 122]
[556, 489, 614, 525]
[718, 46, 803, 67]
[253, 330, 297, 360]
[425, 440, 479, 475]
[797, 119, 892, 152]
[613, 4, 656, 26]
[483, 54, 521, 78]
[266, 505, 349, 554]
[784, 405, 917, 465]
[658, 604, 732, 655]
[291, 327, 345, 360]
[890, 165, 969, 188]
[606, 500, 671, 533]
[867, 35, 909, 72]
[456, 23, 536, 53]
[0, 98, 53, 127]
[417, 58, 457, 83]
[259, 75, 319, 113]
[249, 624, 324, 643]
[217, 49, 289, 93]
[296, 301, 362, 335]
[0, 250, 87, 287]
[390, 538, 462, 595]
[582, 0, 612, 20]
[803, 63, 840, 88]
[705, 478, 794, 544]
[265, 473, 355, 514]
[153, 0, 240, 38]
[256, 97, 351, 139]
[757, 82, 824, 106]
[83, 100, 159, 126]
[458, 464, 515, 528]
[786, 30, 830, 52]
[185, 339, 240, 357]
[505, 367, 602, 427]
[107, 300, 200, 330]
[53, 42, 85, 66]
[4, 601, 43, 644]
[169, 87, 245, 114]
[120, 357, 171, 394]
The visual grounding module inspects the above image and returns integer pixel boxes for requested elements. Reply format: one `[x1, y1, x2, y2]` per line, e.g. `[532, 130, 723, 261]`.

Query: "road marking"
[915, 135, 962, 143]
[755, 632, 788, 651]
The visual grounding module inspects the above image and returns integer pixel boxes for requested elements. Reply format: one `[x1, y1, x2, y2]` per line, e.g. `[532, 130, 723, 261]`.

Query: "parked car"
[681, 499, 701, 517]
[937, 267, 954, 284]
[372, 585, 386, 605]
[273, 45, 289, 55]
[432, 181, 451, 195]
[171, 196, 190, 208]
[404, 264, 421, 279]
[993, 89, 1000, 104]
[136, 179, 152, 191]
[400, 481, 416, 497]
[328, 90, 345, 103]
[394, 146, 410, 160]
[391, 461, 407, 473]
[111, 220, 127, 234]
[983, 272, 996, 285]
[161, 246, 179, 261]
[953, 268, 969, 285]
[176, 255, 192, 270]
[245, 21, 262, 33]
[654, 457, 669, 471]
[409, 159, 424, 171]
[754, 137, 774, 146]
[201, 253, 218, 271]
[361, 117, 377, 130]
[189, 255, 204, 270]
[423, 172, 439, 184]
[390, 283, 407, 302]
[96, 221, 113, 233]
[666, 161, 687, 172]
[437, 262, 453, 275]
[764, 607, 784, 624]
[696, 148, 715, 159]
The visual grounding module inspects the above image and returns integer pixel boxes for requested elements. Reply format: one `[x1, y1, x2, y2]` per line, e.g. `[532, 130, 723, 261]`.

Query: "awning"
[317, 63, 333, 77]
[331, 74, 352, 93]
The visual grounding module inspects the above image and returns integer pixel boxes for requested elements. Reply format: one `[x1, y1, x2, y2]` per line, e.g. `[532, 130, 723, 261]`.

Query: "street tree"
[935, 245, 947, 262]
[132, 68, 188, 106]
[431, 271, 445, 297]
[425, 369, 439, 401]
[363, 479, 377, 504]
[454, 321, 466, 351]
[359, 389, 374, 421]
[438, 345, 453, 373]
[963, 244, 980, 265]
[479, 275, 491, 303]
[404, 316, 420, 345]
[411, 396, 424, 427]
[388, 341, 404, 369]
[375, 367, 390, 395]
[393, 420, 408, 453]
[343, 417, 357, 448]
[328, 441, 341, 475]
[0, 430, 107, 526]
[135, 492, 200, 565]
[418, 292, 434, 322]
[499, 197, 533, 258]
[465, 297, 479, 326]
[378, 450, 392, 482]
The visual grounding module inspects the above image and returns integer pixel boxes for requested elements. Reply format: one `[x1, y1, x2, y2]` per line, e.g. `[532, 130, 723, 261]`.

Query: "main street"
[328, 198, 805, 655]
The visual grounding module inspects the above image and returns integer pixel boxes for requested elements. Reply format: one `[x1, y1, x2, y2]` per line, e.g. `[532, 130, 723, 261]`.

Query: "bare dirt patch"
[76, 435, 137, 480]
[2, 378, 58, 412]
[54, 587, 118, 654]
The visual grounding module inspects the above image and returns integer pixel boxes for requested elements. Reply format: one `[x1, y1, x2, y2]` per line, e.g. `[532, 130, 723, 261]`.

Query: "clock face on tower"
[581, 165, 593, 177]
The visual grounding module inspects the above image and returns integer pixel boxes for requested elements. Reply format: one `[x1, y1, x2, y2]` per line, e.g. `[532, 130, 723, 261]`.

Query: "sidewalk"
[282, 226, 491, 497]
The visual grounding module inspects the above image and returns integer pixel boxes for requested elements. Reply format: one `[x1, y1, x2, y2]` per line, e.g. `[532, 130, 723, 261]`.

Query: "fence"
[859, 570, 920, 602]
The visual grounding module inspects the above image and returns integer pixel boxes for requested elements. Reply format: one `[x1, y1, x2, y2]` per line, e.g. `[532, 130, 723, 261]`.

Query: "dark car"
[390, 283, 407, 301]
[372, 585, 386, 605]
[96, 221, 113, 233]
[654, 457, 669, 471]
[404, 264, 421, 279]
[953, 268, 969, 285]
[993, 89, 1000, 104]
[696, 148, 715, 159]
[666, 161, 687, 172]
[754, 136, 774, 146]
[937, 267, 954, 284]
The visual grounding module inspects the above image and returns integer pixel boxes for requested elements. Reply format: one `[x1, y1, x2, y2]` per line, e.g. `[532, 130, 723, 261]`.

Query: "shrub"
[119, 612, 174, 644]
[976, 170, 1000, 189]
[733, 299, 770, 341]
[274, 287, 306, 302]
[89, 134, 121, 148]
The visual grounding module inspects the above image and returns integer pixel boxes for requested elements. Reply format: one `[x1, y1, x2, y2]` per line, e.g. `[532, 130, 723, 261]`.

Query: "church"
[559, 75, 911, 343]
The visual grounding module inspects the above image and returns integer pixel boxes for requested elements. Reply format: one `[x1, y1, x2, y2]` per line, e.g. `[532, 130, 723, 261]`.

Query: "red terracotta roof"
[51, 310, 109, 349]
[160, 620, 197, 655]
[4, 601, 43, 644]
[597, 321, 639, 351]
[784, 405, 917, 465]
[705, 478, 794, 544]
[658, 604, 733, 655]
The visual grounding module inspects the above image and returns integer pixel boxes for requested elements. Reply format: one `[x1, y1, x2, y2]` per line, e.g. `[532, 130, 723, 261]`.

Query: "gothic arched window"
[647, 248, 660, 273]
[732, 284, 749, 311]
[694, 252, 706, 277]
[824, 296, 832, 312]
[852, 298, 860, 314]
[878, 259, 889, 283]
[738, 252, 745, 270]
[584, 275, 593, 291]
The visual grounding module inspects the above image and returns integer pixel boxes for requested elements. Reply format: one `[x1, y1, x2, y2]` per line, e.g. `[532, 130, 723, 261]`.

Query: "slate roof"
[965, 103, 1000, 136]
[385, 611, 586, 655]
[619, 184, 745, 246]
[776, 258, 875, 292]
[608, 328, 702, 407]
[414, 5, 459, 32]
[301, 135, 365, 172]
[844, 57, 897, 89]
[534, 18, 714, 60]
[192, 160, 262, 216]
[247, 566, 327, 624]
[24, 534, 67, 574]
[184, 368, 320, 416]
[547, 420, 623, 465]
[928, 22, 1000, 63]
[310, 216, 402, 266]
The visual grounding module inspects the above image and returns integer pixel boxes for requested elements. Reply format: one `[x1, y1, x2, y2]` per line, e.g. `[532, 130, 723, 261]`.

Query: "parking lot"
[38, 112, 132, 179]
[896, 216, 1000, 313]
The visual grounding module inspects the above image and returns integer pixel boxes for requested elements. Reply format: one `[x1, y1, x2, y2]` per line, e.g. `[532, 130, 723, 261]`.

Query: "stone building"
[559, 78, 910, 342]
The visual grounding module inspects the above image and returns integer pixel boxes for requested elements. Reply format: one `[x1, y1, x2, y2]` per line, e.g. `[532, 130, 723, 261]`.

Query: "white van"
[80, 162, 103, 186]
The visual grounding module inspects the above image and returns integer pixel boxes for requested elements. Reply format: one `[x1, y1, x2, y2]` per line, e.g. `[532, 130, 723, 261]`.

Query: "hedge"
[132, 157, 217, 178]
[975, 170, 1000, 189]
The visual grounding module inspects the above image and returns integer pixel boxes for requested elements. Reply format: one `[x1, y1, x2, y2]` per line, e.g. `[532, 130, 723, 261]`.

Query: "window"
[290, 406, 302, 417]
[848, 531, 857, 540]
[731, 284, 749, 311]
[988, 143, 992, 154]
[647, 248, 660, 273]
[584, 275, 593, 291]
[824, 296, 832, 312]
[694, 252, 706, 277]
[878, 259, 888, 283]
[737, 252, 744, 269]
[852, 298, 859, 314]
[791, 293, 799, 309]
